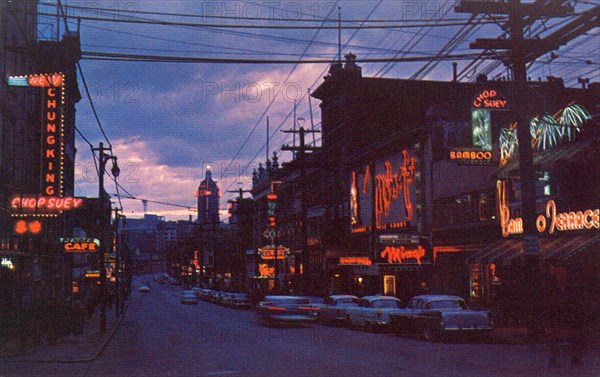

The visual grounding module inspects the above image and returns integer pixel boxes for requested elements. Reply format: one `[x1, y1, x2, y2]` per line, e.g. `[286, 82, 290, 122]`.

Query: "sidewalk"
[0, 304, 126, 363]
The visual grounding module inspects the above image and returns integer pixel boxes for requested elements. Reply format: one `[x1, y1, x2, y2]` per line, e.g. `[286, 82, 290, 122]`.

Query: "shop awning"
[468, 232, 600, 265]
[494, 135, 599, 179]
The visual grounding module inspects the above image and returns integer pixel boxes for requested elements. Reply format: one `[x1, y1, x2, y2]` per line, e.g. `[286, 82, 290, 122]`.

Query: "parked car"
[388, 294, 493, 341]
[138, 285, 150, 293]
[228, 293, 252, 309]
[256, 295, 319, 326]
[181, 290, 198, 305]
[207, 290, 219, 303]
[318, 295, 359, 325]
[192, 287, 202, 298]
[199, 288, 213, 301]
[344, 295, 404, 330]
[220, 292, 233, 306]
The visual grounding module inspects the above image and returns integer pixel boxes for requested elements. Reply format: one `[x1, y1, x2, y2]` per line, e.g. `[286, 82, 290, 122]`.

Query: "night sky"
[36, 0, 598, 220]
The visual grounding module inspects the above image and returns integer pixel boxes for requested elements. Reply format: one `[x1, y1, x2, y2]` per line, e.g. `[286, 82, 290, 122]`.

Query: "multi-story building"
[1, 0, 83, 338]
[251, 53, 597, 310]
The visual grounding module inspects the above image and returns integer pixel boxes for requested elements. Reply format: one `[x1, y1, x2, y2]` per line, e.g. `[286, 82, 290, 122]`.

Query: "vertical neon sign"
[8, 73, 65, 196]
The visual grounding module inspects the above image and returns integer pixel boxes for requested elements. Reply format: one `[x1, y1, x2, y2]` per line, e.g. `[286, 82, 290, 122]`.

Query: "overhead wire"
[221, 1, 385, 197]
[38, 11, 503, 29]
[41, 1, 483, 24]
[216, 0, 340, 185]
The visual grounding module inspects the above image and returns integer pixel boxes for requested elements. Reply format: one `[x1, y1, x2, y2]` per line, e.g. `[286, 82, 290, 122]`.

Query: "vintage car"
[318, 295, 359, 325]
[388, 294, 493, 341]
[227, 293, 252, 309]
[256, 295, 319, 326]
[344, 295, 404, 330]
[180, 290, 198, 305]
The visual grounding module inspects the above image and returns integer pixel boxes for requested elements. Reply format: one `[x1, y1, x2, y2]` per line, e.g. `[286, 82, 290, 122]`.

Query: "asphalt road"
[1, 274, 598, 377]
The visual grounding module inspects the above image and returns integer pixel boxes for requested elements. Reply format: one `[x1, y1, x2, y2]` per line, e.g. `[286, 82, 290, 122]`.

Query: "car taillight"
[377, 309, 382, 317]
[267, 306, 286, 311]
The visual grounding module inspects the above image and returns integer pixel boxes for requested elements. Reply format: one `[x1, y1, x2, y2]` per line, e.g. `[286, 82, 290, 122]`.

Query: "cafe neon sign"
[500, 200, 599, 237]
[61, 238, 100, 252]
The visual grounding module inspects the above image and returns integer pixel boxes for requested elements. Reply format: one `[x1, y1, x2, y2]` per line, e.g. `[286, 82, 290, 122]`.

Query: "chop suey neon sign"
[501, 200, 599, 237]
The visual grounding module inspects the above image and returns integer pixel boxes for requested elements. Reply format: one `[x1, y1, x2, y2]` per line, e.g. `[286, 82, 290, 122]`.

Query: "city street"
[1, 275, 598, 377]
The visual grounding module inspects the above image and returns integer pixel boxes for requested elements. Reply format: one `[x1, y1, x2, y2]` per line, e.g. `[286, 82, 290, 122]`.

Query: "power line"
[38, 11, 504, 29]
[81, 51, 501, 64]
[40, 2, 484, 24]
[220, 1, 386, 199]
[217, 0, 341, 184]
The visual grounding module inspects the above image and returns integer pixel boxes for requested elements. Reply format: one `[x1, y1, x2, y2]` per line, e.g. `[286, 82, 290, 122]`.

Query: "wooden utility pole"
[456, 0, 575, 340]
[282, 127, 320, 293]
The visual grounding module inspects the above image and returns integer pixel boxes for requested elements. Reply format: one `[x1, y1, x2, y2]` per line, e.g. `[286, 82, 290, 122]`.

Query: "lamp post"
[92, 142, 119, 333]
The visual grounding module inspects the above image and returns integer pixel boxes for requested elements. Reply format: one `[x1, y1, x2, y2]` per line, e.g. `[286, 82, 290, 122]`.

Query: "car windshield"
[372, 299, 401, 308]
[336, 298, 358, 306]
[426, 300, 467, 310]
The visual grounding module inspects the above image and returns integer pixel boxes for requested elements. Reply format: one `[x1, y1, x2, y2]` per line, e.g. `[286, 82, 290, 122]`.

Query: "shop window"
[478, 192, 496, 221]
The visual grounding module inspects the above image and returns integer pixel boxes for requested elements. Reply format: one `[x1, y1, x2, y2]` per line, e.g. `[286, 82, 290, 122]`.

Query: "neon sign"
[8, 73, 66, 198]
[449, 149, 492, 165]
[352, 150, 417, 231]
[380, 245, 425, 264]
[11, 196, 84, 212]
[258, 246, 289, 260]
[6, 73, 63, 87]
[44, 84, 62, 195]
[472, 108, 492, 150]
[500, 200, 599, 237]
[499, 103, 590, 165]
[339, 257, 372, 266]
[259, 263, 274, 277]
[61, 238, 100, 252]
[1, 258, 14, 270]
[472, 89, 508, 110]
[14, 219, 42, 235]
[373, 151, 415, 225]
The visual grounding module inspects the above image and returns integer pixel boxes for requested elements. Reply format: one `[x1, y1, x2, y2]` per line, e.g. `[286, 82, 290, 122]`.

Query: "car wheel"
[422, 325, 440, 342]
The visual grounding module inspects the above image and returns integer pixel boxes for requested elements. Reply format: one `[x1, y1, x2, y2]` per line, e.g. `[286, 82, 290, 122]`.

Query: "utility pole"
[114, 207, 121, 317]
[456, 0, 574, 340]
[92, 142, 119, 333]
[282, 127, 320, 294]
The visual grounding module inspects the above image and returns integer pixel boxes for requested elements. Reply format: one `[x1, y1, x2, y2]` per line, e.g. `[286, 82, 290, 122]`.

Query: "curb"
[2, 302, 129, 364]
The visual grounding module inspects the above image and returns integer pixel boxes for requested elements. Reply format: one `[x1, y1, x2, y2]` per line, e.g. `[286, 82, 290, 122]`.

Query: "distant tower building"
[197, 167, 220, 225]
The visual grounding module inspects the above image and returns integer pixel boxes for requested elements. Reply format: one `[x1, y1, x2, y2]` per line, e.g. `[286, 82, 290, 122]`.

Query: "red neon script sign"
[380, 245, 425, 264]
[365, 150, 415, 226]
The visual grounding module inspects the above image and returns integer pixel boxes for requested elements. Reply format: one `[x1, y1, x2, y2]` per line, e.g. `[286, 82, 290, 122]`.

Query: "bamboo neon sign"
[500, 200, 599, 237]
